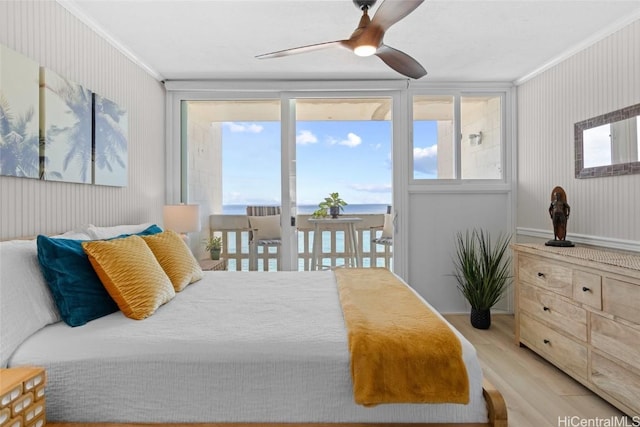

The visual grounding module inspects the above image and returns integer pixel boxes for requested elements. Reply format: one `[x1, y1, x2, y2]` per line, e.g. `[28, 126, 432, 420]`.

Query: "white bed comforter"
[10, 271, 488, 423]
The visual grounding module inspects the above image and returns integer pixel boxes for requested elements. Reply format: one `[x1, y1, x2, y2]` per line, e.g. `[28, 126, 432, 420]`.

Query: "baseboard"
[516, 227, 640, 253]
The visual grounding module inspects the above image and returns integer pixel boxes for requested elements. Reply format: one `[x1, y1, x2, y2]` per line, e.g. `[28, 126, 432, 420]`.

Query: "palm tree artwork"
[94, 94, 128, 186]
[0, 95, 41, 178]
[0, 44, 40, 179]
[41, 68, 92, 184]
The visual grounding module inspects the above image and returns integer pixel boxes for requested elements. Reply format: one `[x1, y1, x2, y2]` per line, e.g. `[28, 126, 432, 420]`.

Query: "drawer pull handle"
[543, 339, 550, 344]
[543, 306, 550, 311]
[537, 272, 545, 278]
[582, 286, 591, 292]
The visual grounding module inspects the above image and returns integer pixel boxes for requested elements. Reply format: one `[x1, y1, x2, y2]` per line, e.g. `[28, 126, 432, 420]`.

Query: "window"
[412, 94, 503, 180]
[413, 95, 453, 179]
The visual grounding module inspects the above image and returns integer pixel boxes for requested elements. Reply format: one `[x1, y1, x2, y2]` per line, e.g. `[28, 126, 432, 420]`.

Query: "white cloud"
[223, 122, 264, 133]
[330, 132, 362, 148]
[413, 145, 438, 175]
[414, 145, 438, 159]
[223, 192, 244, 204]
[296, 130, 318, 145]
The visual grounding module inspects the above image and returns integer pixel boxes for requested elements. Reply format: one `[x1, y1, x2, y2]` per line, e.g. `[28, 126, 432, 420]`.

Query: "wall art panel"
[40, 67, 92, 183]
[0, 44, 40, 179]
[93, 93, 128, 186]
[0, 1, 165, 240]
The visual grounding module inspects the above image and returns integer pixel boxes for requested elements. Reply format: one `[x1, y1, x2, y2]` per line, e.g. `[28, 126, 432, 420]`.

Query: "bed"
[0, 225, 507, 427]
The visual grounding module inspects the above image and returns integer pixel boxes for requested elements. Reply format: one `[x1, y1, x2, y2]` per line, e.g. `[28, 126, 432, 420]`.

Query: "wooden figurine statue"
[545, 186, 574, 247]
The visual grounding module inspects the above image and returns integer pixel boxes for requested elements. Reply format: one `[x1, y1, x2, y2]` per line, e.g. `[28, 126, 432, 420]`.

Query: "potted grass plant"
[204, 236, 222, 260]
[452, 229, 512, 329]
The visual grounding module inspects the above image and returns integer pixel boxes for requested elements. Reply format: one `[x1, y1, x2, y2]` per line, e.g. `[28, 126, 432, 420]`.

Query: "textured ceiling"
[61, 0, 640, 83]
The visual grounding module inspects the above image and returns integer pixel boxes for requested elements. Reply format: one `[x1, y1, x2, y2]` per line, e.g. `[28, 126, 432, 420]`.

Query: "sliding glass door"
[183, 99, 281, 271]
[294, 97, 393, 270]
[182, 94, 394, 272]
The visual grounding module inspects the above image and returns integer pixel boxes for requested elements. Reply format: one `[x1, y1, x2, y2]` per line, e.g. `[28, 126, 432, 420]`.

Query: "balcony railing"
[209, 214, 392, 271]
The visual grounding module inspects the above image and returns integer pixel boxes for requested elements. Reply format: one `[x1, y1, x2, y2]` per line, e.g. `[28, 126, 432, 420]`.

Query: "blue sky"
[222, 120, 394, 206]
[221, 119, 438, 207]
[413, 121, 439, 179]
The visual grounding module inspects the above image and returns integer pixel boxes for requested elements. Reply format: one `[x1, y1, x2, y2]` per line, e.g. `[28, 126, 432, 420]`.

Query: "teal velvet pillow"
[37, 224, 162, 327]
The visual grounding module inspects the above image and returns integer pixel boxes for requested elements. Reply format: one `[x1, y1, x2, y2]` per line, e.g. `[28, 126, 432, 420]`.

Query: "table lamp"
[163, 204, 200, 245]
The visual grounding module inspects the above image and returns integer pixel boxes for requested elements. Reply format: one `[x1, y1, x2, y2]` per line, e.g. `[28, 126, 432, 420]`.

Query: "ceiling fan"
[255, 0, 427, 79]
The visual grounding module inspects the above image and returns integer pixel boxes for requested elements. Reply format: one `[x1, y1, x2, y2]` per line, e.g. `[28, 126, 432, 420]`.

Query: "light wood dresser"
[513, 243, 640, 416]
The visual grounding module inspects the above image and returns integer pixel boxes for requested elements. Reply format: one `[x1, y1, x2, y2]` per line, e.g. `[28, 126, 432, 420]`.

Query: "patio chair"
[246, 206, 281, 271]
[372, 212, 393, 246]
[371, 207, 393, 268]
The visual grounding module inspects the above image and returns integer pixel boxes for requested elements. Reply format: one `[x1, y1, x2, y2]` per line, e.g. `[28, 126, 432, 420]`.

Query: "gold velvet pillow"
[82, 235, 175, 320]
[141, 230, 203, 292]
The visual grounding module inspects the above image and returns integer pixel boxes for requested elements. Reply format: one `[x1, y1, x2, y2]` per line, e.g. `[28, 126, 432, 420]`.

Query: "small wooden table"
[0, 366, 46, 427]
[199, 258, 227, 271]
[308, 217, 362, 270]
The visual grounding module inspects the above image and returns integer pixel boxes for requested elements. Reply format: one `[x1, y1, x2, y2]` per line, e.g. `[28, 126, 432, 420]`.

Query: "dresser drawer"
[0, 407, 10, 426]
[591, 352, 640, 415]
[573, 270, 602, 310]
[591, 313, 640, 373]
[520, 312, 588, 379]
[603, 277, 640, 324]
[518, 254, 572, 297]
[23, 398, 44, 425]
[519, 283, 587, 341]
[0, 385, 21, 409]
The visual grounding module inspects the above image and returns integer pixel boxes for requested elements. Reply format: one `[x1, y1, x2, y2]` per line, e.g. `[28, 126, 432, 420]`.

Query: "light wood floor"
[444, 314, 629, 427]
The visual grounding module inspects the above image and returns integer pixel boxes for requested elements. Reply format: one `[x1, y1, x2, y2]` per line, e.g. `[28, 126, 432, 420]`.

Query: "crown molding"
[55, 0, 640, 88]
[56, 0, 165, 82]
[515, 11, 640, 86]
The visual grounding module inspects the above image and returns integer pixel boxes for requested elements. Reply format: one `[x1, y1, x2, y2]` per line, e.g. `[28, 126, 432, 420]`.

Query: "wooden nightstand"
[199, 258, 227, 271]
[0, 366, 46, 427]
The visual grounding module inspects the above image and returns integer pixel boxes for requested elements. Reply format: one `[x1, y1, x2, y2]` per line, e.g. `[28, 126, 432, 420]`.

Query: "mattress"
[9, 270, 488, 423]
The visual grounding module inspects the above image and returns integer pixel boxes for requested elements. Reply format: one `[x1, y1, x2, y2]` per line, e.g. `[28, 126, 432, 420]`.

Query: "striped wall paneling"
[0, 1, 166, 239]
[517, 19, 640, 248]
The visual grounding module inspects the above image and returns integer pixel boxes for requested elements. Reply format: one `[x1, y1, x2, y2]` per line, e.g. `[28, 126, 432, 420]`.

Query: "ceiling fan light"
[354, 45, 377, 57]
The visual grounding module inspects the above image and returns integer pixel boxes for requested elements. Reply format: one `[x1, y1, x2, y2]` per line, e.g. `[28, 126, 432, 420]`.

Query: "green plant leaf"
[451, 229, 512, 310]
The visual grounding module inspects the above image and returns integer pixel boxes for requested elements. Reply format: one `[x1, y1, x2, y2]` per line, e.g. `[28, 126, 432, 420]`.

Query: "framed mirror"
[575, 103, 640, 178]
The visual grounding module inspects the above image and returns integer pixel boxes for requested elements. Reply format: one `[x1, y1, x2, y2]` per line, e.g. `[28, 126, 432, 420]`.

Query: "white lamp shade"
[163, 204, 200, 233]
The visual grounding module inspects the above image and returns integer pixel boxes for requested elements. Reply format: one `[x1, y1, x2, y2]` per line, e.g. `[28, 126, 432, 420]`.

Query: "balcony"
[209, 213, 392, 271]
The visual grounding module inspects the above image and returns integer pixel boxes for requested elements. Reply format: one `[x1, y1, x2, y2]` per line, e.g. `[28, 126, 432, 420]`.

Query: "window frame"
[409, 89, 510, 188]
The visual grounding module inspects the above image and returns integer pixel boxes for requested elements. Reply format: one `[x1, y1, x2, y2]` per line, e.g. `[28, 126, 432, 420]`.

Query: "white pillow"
[86, 222, 155, 240]
[381, 213, 393, 239]
[248, 215, 281, 240]
[0, 239, 61, 367]
[51, 228, 92, 240]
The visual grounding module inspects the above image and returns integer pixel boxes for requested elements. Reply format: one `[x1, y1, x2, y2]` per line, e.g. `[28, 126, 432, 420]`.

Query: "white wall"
[186, 107, 222, 257]
[408, 192, 513, 313]
[461, 97, 502, 179]
[517, 19, 640, 250]
[0, 1, 166, 239]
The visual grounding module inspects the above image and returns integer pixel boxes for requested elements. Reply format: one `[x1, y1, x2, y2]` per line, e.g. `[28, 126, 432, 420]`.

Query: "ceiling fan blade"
[256, 40, 346, 59]
[375, 44, 426, 79]
[371, 0, 424, 32]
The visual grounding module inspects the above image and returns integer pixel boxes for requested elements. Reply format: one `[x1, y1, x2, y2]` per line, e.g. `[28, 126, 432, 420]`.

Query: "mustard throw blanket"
[334, 268, 469, 406]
